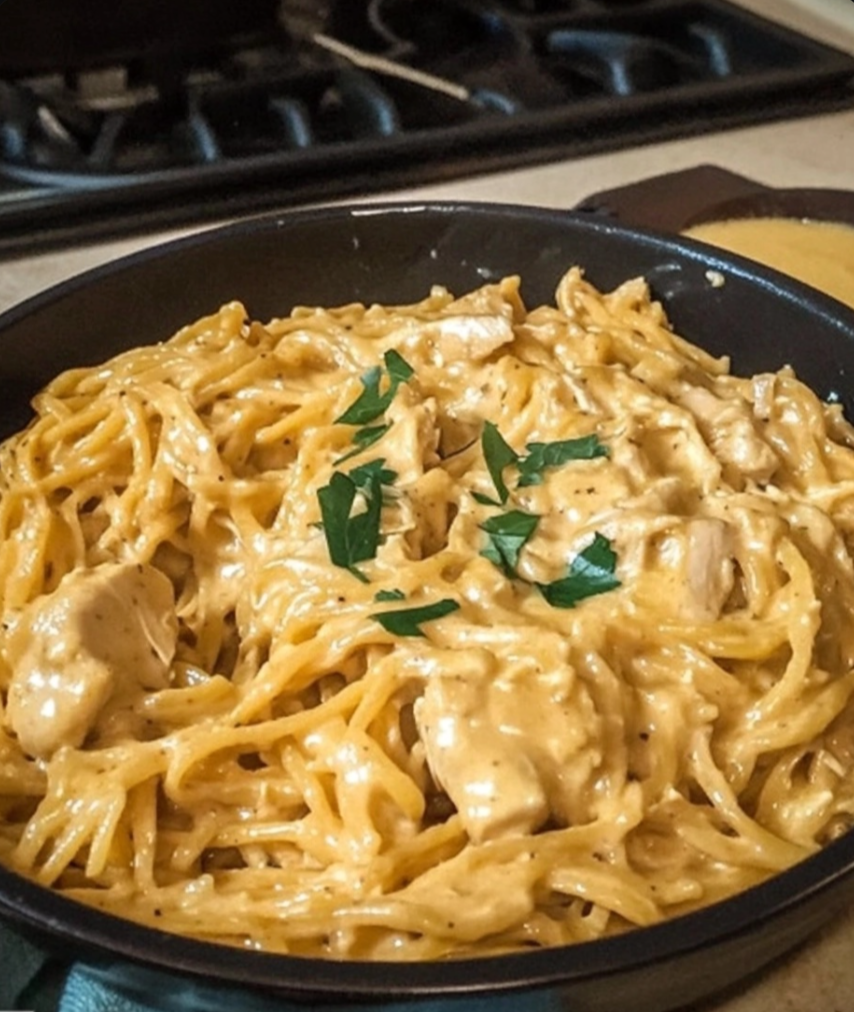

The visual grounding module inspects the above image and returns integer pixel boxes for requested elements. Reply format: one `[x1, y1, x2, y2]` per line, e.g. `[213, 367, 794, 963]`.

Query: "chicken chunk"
[393, 286, 517, 368]
[653, 518, 735, 622]
[415, 675, 549, 843]
[414, 657, 597, 842]
[679, 386, 779, 484]
[5, 562, 177, 758]
[383, 385, 441, 482]
[422, 314, 515, 365]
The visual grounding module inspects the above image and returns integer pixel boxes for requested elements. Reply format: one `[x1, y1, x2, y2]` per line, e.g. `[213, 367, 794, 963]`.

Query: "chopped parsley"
[372, 598, 460, 637]
[517, 434, 608, 487]
[335, 423, 390, 464]
[478, 423, 608, 503]
[322, 370, 618, 618]
[316, 459, 396, 582]
[347, 458, 398, 493]
[479, 510, 540, 579]
[336, 349, 414, 426]
[537, 532, 620, 608]
[479, 421, 518, 505]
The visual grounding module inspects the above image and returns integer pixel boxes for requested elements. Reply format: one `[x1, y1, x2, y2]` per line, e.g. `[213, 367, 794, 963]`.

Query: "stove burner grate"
[0, 0, 852, 256]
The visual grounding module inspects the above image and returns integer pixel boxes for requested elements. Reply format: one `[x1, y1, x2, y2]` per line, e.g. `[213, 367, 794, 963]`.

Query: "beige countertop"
[2, 1, 854, 1009]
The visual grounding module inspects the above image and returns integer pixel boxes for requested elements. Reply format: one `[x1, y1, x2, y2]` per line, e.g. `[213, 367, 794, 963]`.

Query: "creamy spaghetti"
[2, 268, 854, 960]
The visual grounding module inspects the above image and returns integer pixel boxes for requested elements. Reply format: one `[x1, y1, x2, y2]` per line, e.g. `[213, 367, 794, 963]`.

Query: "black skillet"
[2, 202, 854, 1012]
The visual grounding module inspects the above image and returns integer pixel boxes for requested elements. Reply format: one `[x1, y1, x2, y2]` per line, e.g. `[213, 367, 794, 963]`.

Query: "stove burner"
[0, 0, 852, 256]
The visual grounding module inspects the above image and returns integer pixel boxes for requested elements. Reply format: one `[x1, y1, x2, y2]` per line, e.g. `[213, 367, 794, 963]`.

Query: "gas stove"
[1, 0, 852, 258]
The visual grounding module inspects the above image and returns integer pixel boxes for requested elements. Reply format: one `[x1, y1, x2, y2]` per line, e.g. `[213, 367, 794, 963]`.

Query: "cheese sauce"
[3, 269, 854, 959]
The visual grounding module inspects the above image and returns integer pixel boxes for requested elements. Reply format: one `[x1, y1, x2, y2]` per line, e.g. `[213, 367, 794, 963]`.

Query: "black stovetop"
[1, 0, 852, 258]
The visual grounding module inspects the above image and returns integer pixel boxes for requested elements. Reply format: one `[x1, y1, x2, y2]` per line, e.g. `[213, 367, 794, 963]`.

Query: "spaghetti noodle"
[2, 267, 854, 959]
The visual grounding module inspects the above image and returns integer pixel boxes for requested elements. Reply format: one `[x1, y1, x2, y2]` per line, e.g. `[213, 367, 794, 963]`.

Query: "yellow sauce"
[683, 217, 854, 310]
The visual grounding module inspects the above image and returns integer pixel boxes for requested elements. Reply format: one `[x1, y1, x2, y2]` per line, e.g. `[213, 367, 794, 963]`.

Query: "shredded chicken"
[679, 385, 779, 485]
[657, 518, 735, 622]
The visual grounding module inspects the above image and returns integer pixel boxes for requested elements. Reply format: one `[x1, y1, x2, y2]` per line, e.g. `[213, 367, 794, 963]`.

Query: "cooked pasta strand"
[2, 268, 854, 959]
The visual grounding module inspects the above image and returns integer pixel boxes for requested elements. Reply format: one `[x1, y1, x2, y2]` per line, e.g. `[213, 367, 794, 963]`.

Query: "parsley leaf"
[345, 489, 383, 574]
[354, 423, 390, 447]
[517, 434, 608, 487]
[317, 472, 365, 580]
[481, 421, 519, 505]
[335, 423, 389, 464]
[373, 598, 460, 637]
[348, 458, 398, 491]
[336, 350, 414, 425]
[537, 532, 620, 608]
[480, 423, 607, 503]
[480, 510, 540, 579]
[384, 348, 414, 385]
[374, 588, 406, 602]
[316, 459, 396, 581]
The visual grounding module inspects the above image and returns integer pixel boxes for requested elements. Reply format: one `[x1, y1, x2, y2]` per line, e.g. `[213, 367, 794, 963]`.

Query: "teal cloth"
[0, 922, 564, 1012]
[0, 925, 68, 1012]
